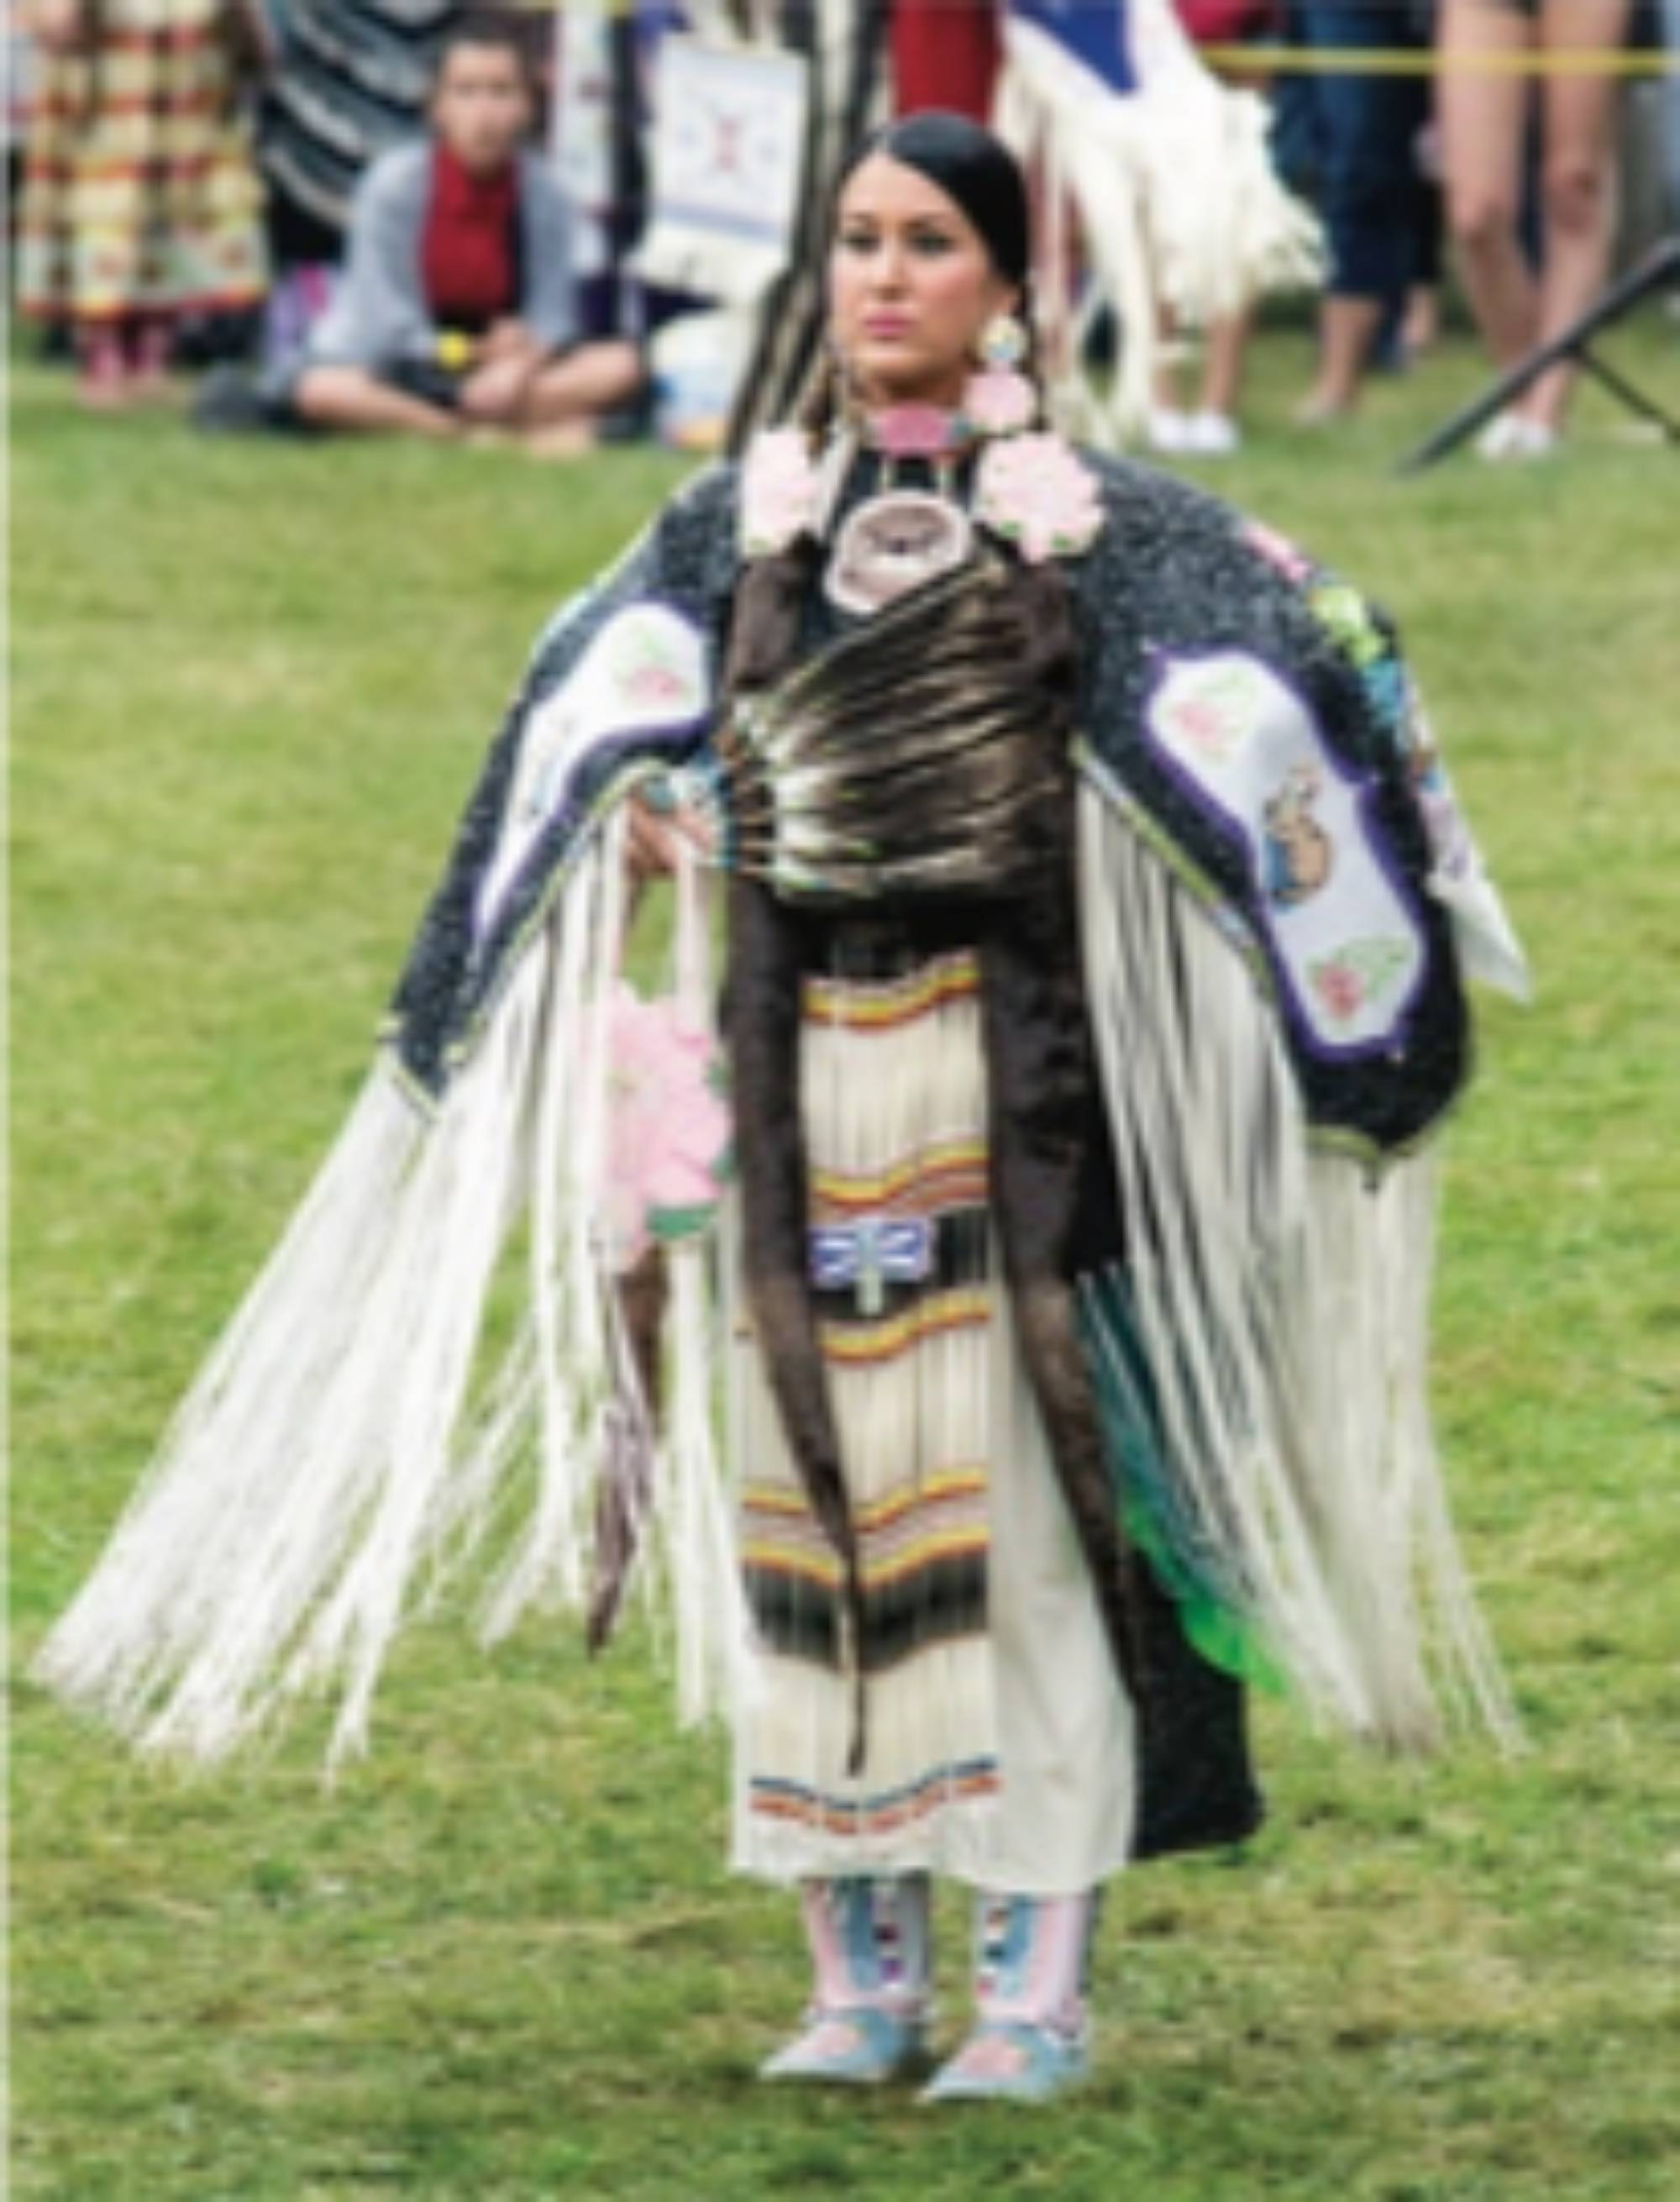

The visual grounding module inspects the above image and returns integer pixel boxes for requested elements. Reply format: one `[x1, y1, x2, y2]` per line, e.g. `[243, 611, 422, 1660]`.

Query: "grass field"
[10, 318, 1680, 2200]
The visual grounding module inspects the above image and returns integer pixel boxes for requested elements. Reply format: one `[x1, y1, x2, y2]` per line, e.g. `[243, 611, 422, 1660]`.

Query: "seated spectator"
[291, 15, 641, 449]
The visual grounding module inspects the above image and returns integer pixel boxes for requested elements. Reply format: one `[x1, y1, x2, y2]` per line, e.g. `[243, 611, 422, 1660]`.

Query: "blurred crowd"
[1161, 0, 1679, 460]
[8, 0, 1679, 459]
[8, 0, 650, 449]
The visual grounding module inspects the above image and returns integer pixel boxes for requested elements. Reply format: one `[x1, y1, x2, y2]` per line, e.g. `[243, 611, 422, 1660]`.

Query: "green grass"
[11, 319, 1680, 2199]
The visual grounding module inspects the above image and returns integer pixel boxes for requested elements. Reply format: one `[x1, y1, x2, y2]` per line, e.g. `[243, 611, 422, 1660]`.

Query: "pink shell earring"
[963, 312, 1037, 438]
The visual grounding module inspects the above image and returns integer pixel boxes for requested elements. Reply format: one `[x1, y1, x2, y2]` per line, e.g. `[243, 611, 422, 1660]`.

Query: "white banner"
[633, 36, 810, 304]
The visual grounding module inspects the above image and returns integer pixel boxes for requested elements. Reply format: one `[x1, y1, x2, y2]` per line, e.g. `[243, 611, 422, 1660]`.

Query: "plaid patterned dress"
[17, 0, 266, 323]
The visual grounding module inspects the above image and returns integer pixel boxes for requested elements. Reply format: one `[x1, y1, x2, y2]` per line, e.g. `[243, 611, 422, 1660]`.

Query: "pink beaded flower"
[740, 427, 821, 557]
[1241, 518, 1315, 585]
[974, 433, 1103, 563]
[603, 985, 732, 1271]
[962, 365, 1037, 437]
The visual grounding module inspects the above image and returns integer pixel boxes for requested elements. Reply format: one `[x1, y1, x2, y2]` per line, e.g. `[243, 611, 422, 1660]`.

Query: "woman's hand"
[626, 796, 715, 886]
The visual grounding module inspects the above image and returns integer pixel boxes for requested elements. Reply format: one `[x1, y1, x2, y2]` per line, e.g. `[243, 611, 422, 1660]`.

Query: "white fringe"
[996, 4, 1323, 443]
[1077, 786, 1518, 1752]
[34, 818, 751, 1768]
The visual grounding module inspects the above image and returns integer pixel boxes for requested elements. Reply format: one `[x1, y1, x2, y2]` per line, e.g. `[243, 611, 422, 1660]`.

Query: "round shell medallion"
[823, 491, 974, 617]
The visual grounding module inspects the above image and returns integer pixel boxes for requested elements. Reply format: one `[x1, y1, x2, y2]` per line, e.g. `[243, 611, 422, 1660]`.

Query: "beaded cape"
[391, 453, 1517, 1157]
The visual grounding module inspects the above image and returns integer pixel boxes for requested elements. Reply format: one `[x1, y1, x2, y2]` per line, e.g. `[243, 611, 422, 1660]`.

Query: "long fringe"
[1077, 785, 1518, 1752]
[34, 818, 750, 1768]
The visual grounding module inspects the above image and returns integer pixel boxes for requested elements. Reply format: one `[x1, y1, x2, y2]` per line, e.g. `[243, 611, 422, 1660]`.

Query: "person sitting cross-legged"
[290, 14, 640, 452]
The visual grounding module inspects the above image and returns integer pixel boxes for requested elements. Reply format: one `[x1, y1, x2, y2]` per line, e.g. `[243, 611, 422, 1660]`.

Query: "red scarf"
[421, 139, 519, 329]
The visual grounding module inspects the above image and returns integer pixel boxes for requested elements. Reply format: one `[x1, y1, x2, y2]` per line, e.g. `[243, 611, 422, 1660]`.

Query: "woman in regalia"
[37, 113, 1528, 2103]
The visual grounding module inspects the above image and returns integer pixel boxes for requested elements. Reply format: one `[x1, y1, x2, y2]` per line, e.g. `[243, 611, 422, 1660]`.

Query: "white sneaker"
[1477, 410, 1557, 462]
[1185, 409, 1241, 456]
[1513, 418, 1557, 460]
[1147, 407, 1192, 455]
[1475, 410, 1524, 460]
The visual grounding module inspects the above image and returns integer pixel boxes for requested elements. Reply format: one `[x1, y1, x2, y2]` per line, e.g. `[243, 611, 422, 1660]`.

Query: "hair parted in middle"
[732, 113, 1067, 696]
[799, 111, 1044, 449]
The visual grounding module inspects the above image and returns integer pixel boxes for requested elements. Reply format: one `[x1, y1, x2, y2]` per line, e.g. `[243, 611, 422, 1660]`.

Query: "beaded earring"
[963, 311, 1037, 437]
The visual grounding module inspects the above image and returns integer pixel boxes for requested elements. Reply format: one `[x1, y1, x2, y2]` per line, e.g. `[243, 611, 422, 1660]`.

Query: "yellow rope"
[505, 0, 1674, 71]
[1201, 43, 1676, 76]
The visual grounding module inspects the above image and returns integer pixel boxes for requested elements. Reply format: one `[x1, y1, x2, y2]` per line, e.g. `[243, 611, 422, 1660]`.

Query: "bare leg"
[1520, 0, 1630, 432]
[292, 363, 460, 439]
[1437, 0, 1539, 371]
[1298, 293, 1383, 420]
[75, 317, 131, 408]
[520, 339, 643, 429]
[1401, 283, 1441, 357]
[129, 313, 177, 397]
[1198, 307, 1251, 418]
[1150, 310, 1184, 416]
[1148, 303, 1190, 449]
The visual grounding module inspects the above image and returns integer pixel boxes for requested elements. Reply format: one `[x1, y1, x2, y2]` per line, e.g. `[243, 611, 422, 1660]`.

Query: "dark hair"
[842, 111, 1031, 286]
[795, 110, 1040, 444]
[435, 13, 537, 90]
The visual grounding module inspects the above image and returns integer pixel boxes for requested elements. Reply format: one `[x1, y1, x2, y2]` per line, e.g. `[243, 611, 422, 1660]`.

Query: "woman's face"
[828, 155, 1016, 409]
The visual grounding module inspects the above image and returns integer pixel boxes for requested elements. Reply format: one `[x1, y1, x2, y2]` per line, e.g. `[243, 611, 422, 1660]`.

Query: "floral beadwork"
[604, 985, 732, 1269]
[745, 421, 1104, 569]
[1306, 938, 1414, 1033]
[1240, 517, 1315, 585]
[606, 618, 710, 713]
[974, 433, 1103, 563]
[740, 427, 822, 558]
[962, 365, 1037, 437]
[1308, 580, 1387, 667]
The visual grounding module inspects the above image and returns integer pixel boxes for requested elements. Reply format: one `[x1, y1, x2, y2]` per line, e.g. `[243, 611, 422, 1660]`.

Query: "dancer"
[37, 115, 1529, 2103]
